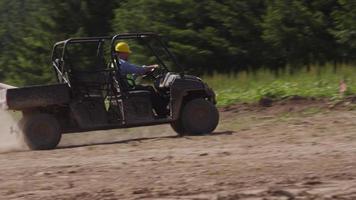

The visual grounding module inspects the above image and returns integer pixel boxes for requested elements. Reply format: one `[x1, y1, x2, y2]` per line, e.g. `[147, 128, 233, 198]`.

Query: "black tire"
[170, 118, 185, 135]
[20, 114, 61, 150]
[171, 98, 219, 136]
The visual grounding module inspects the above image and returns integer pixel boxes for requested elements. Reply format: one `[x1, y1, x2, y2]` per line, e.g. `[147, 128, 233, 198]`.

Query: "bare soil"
[1, 99, 356, 200]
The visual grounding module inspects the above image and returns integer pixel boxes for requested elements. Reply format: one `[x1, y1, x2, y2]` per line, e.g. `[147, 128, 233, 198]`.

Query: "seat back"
[70, 69, 111, 98]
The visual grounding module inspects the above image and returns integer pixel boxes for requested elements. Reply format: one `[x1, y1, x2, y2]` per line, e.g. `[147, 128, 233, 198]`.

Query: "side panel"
[6, 84, 70, 110]
[123, 94, 154, 125]
[70, 98, 108, 128]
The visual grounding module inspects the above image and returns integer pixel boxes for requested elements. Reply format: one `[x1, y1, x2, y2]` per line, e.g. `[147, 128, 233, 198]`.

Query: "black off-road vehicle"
[0, 33, 219, 150]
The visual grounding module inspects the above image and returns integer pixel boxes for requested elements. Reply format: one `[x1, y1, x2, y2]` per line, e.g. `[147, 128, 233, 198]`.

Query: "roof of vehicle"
[54, 32, 160, 46]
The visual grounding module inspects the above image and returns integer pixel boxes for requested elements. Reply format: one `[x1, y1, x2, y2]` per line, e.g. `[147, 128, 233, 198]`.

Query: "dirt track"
[1, 99, 356, 200]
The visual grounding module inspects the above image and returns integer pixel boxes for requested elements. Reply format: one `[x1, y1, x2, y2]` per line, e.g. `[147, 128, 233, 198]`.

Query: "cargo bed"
[0, 83, 70, 110]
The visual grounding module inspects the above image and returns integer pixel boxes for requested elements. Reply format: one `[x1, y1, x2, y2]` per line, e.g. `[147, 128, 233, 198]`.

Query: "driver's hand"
[143, 64, 158, 73]
[147, 64, 159, 68]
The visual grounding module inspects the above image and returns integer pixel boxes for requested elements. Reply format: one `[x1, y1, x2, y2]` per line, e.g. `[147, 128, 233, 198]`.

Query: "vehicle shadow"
[58, 130, 235, 149]
[185, 131, 235, 137]
[211, 130, 235, 135]
[58, 135, 179, 149]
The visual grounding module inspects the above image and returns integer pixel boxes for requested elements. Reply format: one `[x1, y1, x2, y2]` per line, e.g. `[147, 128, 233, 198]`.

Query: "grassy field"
[204, 64, 356, 106]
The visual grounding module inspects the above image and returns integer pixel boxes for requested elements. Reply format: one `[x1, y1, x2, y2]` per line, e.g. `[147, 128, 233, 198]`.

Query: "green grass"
[203, 64, 356, 106]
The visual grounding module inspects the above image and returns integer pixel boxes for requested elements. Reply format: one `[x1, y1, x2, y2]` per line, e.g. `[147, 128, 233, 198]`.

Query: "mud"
[1, 99, 356, 199]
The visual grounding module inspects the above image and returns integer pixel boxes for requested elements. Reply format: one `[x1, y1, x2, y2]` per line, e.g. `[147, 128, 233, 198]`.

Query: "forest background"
[1, 0, 355, 104]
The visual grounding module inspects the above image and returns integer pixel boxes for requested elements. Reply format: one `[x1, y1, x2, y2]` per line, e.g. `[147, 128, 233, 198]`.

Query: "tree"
[332, 0, 356, 61]
[0, 0, 55, 85]
[262, 0, 339, 71]
[0, 0, 116, 86]
[112, 0, 266, 74]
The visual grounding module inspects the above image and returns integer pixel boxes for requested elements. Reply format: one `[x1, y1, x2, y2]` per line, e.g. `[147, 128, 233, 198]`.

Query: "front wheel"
[19, 114, 62, 150]
[171, 98, 219, 136]
[170, 118, 185, 135]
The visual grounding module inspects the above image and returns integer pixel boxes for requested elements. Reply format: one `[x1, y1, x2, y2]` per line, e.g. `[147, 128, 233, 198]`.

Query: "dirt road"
[1, 99, 356, 199]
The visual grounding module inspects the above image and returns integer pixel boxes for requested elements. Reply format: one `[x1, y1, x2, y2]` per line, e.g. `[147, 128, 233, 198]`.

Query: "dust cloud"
[0, 110, 26, 153]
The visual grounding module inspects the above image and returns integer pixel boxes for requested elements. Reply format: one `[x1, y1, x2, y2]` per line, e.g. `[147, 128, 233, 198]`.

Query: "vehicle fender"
[170, 78, 215, 120]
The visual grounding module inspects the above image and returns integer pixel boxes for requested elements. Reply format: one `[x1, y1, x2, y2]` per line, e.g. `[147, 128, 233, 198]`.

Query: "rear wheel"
[171, 98, 219, 136]
[20, 114, 61, 150]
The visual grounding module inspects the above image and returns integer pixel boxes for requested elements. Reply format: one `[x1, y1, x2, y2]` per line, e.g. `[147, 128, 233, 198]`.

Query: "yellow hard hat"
[115, 42, 132, 53]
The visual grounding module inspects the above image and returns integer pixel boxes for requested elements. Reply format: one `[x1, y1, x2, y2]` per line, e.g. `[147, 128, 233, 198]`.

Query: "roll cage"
[51, 32, 183, 91]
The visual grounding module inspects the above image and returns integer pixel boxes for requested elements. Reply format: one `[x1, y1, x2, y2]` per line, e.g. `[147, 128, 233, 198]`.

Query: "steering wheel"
[142, 67, 160, 80]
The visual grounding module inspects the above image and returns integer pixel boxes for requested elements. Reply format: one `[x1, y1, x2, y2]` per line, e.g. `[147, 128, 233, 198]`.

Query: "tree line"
[0, 0, 355, 85]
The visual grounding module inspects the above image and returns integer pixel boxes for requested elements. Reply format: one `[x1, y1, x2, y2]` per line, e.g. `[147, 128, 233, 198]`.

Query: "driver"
[115, 42, 158, 77]
[114, 42, 169, 117]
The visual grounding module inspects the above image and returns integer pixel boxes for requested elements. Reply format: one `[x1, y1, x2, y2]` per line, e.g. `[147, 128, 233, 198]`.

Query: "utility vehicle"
[0, 33, 219, 150]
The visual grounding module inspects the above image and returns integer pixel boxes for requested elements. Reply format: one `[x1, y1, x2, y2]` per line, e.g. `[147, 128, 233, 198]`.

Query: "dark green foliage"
[0, 0, 55, 85]
[262, 0, 339, 69]
[112, 0, 266, 74]
[0, 0, 115, 86]
[0, 0, 356, 85]
[331, 0, 356, 59]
